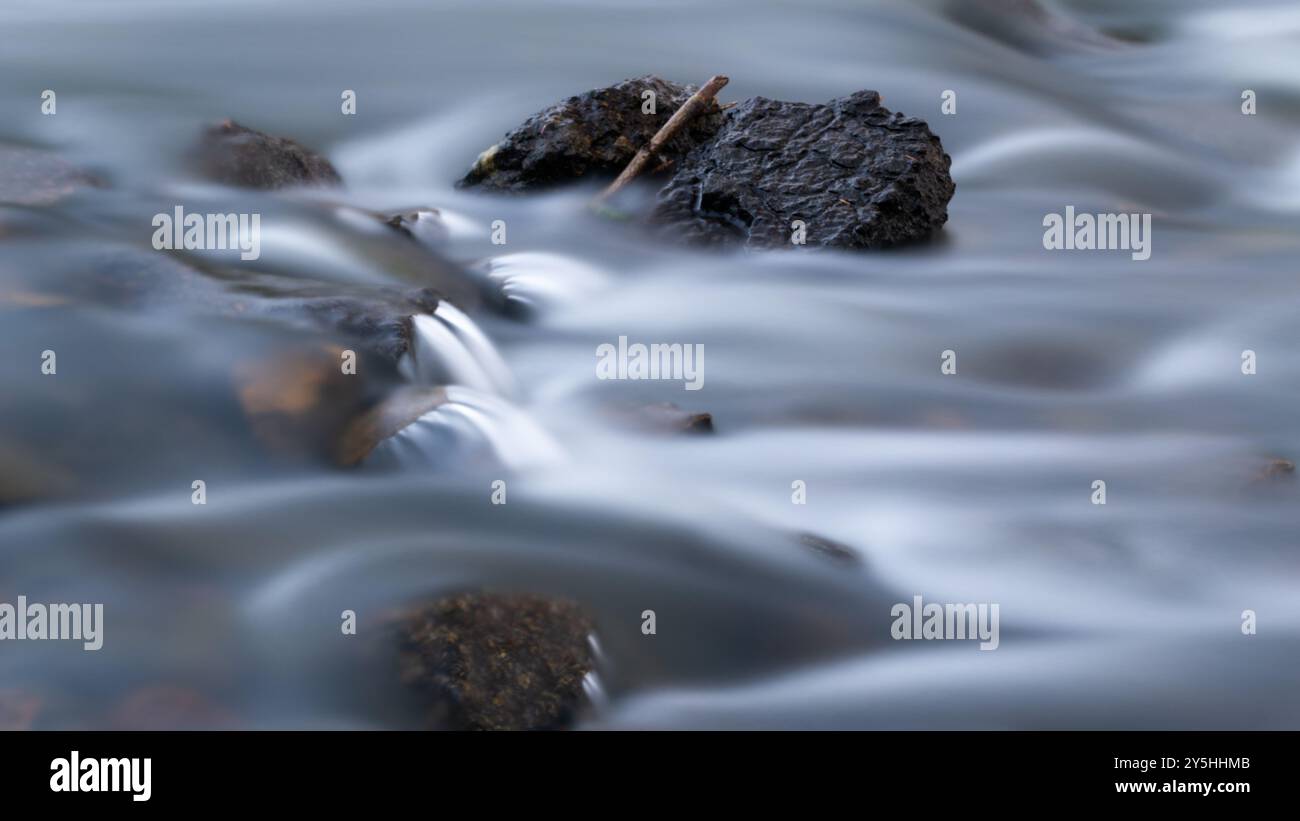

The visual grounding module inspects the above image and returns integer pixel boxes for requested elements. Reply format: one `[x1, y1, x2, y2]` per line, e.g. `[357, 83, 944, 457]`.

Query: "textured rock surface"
[0, 145, 99, 206]
[653, 91, 954, 249]
[395, 591, 595, 730]
[198, 119, 342, 189]
[458, 76, 725, 193]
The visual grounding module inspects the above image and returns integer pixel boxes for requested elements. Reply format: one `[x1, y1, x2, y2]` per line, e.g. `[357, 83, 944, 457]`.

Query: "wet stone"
[262, 286, 442, 362]
[0, 689, 43, 730]
[197, 119, 342, 190]
[235, 342, 391, 462]
[1251, 457, 1296, 485]
[653, 91, 954, 249]
[458, 76, 725, 193]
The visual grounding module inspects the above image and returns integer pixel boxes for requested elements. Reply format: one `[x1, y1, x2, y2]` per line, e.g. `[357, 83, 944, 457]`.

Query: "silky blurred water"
[1, 0, 1298, 728]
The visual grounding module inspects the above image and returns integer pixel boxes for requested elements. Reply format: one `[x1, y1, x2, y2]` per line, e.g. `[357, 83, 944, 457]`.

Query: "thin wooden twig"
[596, 75, 729, 202]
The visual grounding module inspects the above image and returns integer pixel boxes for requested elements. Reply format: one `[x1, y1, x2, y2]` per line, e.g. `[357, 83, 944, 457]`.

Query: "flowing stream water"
[1, 0, 1298, 728]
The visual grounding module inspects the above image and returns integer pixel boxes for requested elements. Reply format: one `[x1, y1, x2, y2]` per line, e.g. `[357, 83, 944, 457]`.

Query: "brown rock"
[394, 591, 596, 730]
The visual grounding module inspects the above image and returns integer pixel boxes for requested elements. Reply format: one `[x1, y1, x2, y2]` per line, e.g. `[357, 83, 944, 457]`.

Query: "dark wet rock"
[458, 76, 725, 193]
[614, 402, 714, 435]
[794, 532, 861, 565]
[383, 207, 449, 245]
[654, 90, 954, 249]
[198, 119, 342, 189]
[0, 439, 75, 507]
[395, 591, 595, 730]
[87, 249, 443, 361]
[0, 145, 100, 206]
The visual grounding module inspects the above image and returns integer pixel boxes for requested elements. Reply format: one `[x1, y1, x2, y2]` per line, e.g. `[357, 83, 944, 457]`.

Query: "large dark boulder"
[198, 119, 342, 189]
[458, 76, 725, 193]
[653, 90, 954, 249]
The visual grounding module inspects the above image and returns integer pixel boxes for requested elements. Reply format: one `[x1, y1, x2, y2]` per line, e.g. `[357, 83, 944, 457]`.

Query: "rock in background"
[458, 76, 725, 193]
[394, 592, 596, 730]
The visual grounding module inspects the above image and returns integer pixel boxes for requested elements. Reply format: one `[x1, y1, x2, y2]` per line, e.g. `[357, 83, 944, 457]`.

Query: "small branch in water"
[595, 74, 729, 203]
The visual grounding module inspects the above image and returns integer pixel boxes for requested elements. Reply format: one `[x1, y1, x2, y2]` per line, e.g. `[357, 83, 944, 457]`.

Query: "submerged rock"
[198, 119, 342, 189]
[107, 685, 236, 730]
[654, 91, 954, 249]
[267, 286, 442, 362]
[612, 402, 715, 435]
[794, 532, 861, 565]
[458, 78, 953, 249]
[0, 689, 43, 730]
[1252, 457, 1296, 484]
[0, 145, 100, 206]
[394, 591, 596, 730]
[235, 342, 389, 462]
[458, 76, 725, 193]
[0, 438, 76, 507]
[77, 249, 443, 361]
